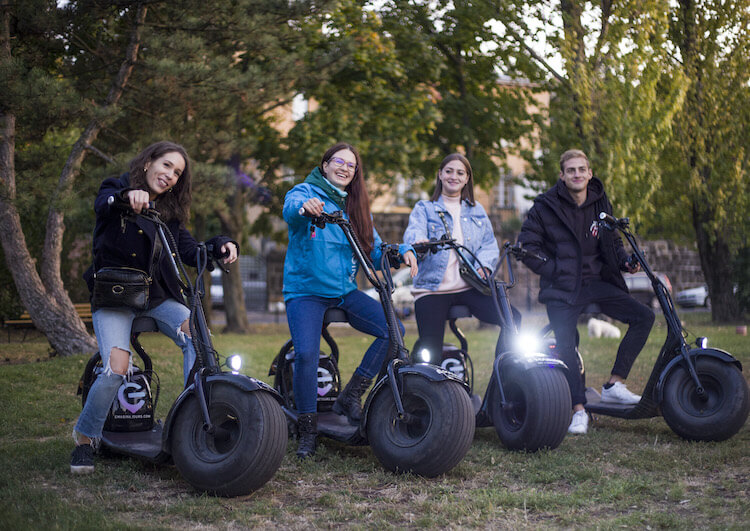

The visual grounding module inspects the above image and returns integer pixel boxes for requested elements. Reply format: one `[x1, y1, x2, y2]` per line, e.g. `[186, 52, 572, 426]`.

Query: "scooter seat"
[447, 305, 472, 320]
[132, 316, 159, 334]
[323, 307, 348, 324]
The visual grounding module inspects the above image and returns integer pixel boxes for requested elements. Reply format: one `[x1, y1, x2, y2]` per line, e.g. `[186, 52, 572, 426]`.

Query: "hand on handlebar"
[220, 242, 239, 265]
[300, 198, 325, 217]
[126, 189, 151, 214]
[402, 250, 419, 278]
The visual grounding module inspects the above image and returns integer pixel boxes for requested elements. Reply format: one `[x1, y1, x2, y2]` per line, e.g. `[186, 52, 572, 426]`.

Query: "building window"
[496, 173, 515, 209]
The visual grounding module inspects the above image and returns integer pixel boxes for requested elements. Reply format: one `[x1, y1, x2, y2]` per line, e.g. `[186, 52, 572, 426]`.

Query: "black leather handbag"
[92, 225, 162, 311]
[93, 267, 152, 310]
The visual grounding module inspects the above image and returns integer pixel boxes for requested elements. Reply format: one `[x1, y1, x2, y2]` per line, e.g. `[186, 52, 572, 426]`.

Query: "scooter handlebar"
[598, 212, 629, 230]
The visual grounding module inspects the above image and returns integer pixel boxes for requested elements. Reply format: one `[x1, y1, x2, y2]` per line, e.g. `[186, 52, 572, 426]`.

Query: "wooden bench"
[3, 303, 93, 342]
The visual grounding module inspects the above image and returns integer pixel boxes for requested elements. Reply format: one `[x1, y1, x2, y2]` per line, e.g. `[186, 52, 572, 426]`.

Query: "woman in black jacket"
[71, 141, 238, 474]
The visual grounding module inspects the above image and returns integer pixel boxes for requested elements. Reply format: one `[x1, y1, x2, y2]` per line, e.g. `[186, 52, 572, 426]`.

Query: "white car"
[364, 268, 414, 318]
[675, 285, 709, 308]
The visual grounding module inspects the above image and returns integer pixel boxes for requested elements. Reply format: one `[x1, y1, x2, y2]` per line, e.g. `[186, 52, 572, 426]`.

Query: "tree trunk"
[216, 188, 250, 334]
[692, 199, 741, 323]
[0, 3, 147, 355]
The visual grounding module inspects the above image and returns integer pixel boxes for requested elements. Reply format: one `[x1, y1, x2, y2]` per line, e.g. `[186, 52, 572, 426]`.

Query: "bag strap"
[148, 227, 163, 280]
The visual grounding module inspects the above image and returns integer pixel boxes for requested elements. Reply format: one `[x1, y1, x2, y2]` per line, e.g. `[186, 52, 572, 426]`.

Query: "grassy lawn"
[0, 312, 748, 529]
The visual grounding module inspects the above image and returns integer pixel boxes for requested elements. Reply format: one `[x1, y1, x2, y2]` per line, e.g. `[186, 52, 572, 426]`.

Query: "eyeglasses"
[329, 157, 357, 171]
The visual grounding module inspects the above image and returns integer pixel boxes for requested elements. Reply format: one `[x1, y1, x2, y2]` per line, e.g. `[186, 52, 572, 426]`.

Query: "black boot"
[332, 372, 372, 425]
[296, 413, 317, 459]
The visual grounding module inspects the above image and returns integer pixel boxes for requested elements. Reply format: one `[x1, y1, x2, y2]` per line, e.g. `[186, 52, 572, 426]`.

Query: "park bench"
[3, 303, 93, 342]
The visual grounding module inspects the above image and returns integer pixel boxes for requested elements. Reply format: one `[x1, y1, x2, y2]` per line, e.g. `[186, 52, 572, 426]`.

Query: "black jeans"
[546, 279, 655, 406]
[414, 287, 521, 359]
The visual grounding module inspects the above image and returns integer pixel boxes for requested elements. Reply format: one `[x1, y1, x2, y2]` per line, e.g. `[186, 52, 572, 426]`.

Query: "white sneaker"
[601, 381, 641, 404]
[568, 410, 588, 434]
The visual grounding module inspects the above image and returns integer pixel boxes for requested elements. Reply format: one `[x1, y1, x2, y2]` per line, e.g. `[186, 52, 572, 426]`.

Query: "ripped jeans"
[74, 299, 194, 439]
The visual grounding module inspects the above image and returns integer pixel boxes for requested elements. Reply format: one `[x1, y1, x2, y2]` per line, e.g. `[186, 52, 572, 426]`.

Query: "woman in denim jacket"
[404, 153, 518, 360]
[283, 142, 418, 459]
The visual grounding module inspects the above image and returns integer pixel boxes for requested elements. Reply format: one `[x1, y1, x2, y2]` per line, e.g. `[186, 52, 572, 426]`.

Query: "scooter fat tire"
[171, 384, 287, 497]
[367, 375, 474, 478]
[489, 365, 571, 452]
[662, 357, 749, 442]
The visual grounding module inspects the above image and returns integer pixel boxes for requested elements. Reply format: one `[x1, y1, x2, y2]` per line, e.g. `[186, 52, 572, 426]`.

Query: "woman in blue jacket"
[283, 142, 417, 459]
[404, 153, 518, 361]
[71, 141, 238, 474]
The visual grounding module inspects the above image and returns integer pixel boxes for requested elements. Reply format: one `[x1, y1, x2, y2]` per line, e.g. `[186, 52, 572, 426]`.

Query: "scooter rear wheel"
[171, 384, 287, 497]
[662, 357, 749, 442]
[367, 375, 474, 477]
[489, 365, 571, 451]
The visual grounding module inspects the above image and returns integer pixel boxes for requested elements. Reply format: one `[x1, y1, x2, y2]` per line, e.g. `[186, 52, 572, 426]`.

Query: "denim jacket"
[403, 197, 499, 291]
[283, 182, 413, 301]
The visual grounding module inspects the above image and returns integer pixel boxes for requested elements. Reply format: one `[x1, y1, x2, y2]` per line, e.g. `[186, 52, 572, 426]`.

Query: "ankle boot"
[296, 413, 317, 459]
[332, 372, 372, 425]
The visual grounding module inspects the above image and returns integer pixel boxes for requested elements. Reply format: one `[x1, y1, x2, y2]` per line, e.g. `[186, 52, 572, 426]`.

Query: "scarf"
[304, 167, 347, 210]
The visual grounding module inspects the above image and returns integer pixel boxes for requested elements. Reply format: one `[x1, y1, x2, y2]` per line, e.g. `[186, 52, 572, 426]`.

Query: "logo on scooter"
[317, 366, 334, 396]
[117, 381, 146, 413]
[441, 358, 465, 380]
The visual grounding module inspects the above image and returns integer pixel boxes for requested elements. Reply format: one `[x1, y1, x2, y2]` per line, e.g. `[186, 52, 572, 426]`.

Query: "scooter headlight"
[227, 354, 243, 373]
[418, 348, 432, 363]
[514, 332, 543, 358]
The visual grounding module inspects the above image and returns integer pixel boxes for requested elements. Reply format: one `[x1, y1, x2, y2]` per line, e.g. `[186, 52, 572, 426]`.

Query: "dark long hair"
[128, 141, 192, 225]
[320, 142, 374, 256]
[430, 153, 476, 206]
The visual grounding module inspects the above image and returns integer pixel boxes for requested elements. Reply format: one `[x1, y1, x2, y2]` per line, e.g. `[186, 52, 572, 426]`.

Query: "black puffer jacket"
[517, 177, 629, 304]
[83, 173, 236, 308]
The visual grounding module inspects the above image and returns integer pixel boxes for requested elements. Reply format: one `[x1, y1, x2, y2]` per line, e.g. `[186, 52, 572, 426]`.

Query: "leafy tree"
[658, 0, 750, 321]
[493, 0, 685, 218]
[1, 0, 339, 352]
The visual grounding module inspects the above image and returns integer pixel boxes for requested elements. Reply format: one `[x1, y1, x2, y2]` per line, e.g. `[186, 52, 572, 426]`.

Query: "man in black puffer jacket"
[518, 149, 655, 435]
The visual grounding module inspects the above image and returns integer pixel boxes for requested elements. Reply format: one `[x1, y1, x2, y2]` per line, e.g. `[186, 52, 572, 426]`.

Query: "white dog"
[587, 317, 622, 339]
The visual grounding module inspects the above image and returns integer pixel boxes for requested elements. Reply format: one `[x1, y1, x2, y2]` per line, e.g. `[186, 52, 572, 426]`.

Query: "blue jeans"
[74, 299, 194, 439]
[286, 290, 405, 414]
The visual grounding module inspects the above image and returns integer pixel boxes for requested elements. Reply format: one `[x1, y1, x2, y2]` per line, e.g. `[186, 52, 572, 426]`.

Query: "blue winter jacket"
[403, 197, 499, 291]
[282, 182, 413, 302]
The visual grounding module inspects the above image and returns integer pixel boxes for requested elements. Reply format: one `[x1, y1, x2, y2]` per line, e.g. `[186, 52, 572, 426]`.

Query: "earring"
[168, 188, 173, 193]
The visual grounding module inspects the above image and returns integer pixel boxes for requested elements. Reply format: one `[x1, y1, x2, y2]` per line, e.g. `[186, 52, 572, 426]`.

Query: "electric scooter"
[551, 212, 749, 441]
[78, 203, 288, 497]
[411, 238, 572, 451]
[269, 210, 475, 477]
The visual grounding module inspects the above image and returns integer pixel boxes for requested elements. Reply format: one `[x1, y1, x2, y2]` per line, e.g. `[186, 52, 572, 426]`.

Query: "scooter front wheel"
[367, 375, 475, 477]
[662, 357, 749, 442]
[171, 383, 287, 497]
[489, 365, 571, 451]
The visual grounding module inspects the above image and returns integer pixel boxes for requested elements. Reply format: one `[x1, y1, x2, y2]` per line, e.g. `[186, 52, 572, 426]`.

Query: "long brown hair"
[128, 141, 192, 225]
[320, 142, 374, 256]
[431, 153, 476, 206]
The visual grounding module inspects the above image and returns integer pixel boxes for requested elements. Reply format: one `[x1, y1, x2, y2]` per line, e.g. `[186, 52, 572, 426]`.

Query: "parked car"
[675, 285, 709, 308]
[624, 271, 672, 310]
[365, 268, 414, 318]
[210, 269, 267, 310]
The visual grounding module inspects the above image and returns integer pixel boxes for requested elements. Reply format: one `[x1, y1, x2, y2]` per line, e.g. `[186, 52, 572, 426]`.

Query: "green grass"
[0, 312, 748, 529]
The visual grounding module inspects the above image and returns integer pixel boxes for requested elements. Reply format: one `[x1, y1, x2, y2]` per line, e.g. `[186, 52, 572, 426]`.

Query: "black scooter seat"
[583, 387, 658, 420]
[100, 421, 169, 462]
[447, 306, 472, 320]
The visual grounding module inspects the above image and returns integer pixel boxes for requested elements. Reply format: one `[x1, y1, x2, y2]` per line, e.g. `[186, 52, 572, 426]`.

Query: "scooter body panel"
[654, 347, 742, 404]
[161, 373, 283, 447]
[360, 363, 470, 432]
